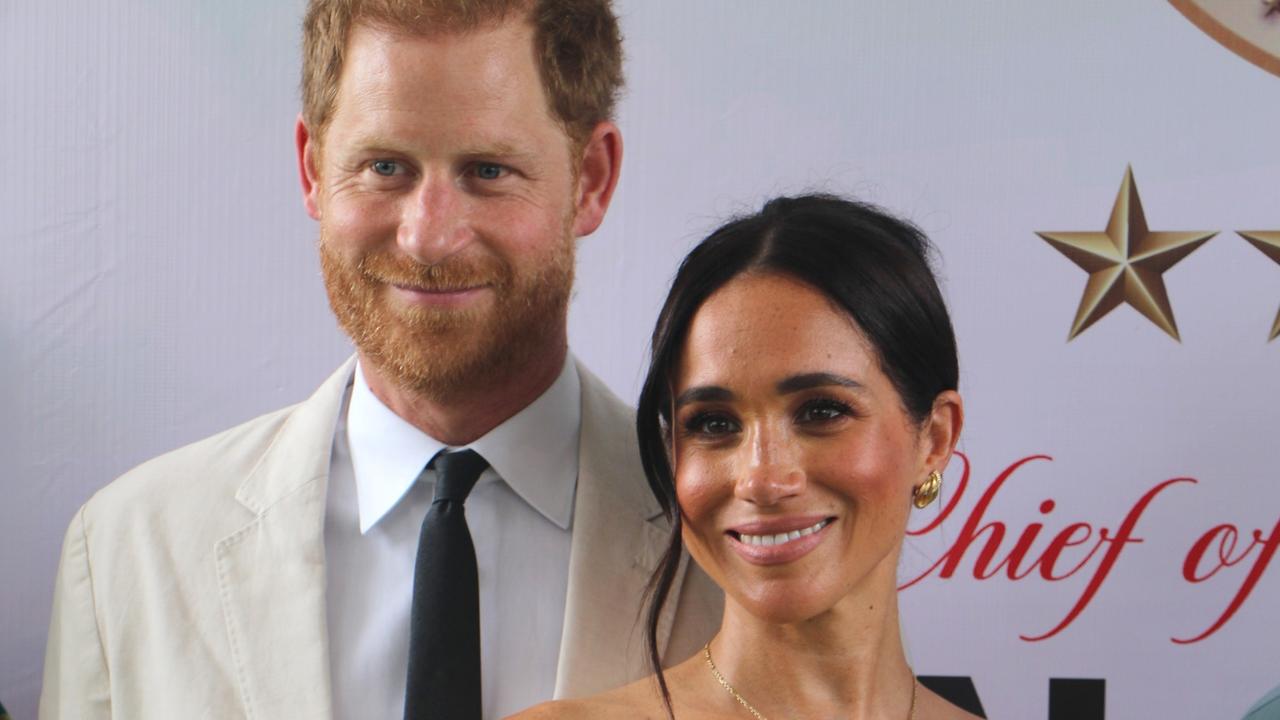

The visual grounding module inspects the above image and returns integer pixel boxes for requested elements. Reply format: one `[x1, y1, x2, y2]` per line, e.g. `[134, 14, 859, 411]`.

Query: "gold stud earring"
[913, 470, 942, 509]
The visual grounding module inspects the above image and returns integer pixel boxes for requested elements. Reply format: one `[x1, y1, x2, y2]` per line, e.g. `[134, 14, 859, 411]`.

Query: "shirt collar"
[345, 357, 581, 535]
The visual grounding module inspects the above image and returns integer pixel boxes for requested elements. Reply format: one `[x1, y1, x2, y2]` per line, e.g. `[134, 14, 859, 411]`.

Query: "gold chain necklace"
[703, 643, 917, 720]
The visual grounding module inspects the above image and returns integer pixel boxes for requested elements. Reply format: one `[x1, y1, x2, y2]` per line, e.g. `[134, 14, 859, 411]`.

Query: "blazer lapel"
[215, 357, 356, 720]
[554, 363, 690, 698]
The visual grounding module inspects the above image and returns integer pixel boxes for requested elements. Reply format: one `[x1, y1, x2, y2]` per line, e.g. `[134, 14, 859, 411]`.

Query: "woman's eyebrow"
[776, 372, 863, 394]
[674, 386, 734, 408]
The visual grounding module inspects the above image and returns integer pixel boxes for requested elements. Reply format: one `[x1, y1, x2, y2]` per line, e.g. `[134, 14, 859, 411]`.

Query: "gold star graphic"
[1238, 231, 1280, 341]
[1036, 166, 1217, 341]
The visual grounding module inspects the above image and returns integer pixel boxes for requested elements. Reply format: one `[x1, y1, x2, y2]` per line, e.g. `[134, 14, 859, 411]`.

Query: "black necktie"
[404, 449, 488, 720]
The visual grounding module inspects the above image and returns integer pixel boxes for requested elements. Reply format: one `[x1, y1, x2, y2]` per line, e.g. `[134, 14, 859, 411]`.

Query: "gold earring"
[913, 470, 942, 509]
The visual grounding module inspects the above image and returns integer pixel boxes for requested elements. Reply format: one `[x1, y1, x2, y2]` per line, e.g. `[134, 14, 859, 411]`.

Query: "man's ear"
[295, 114, 322, 220]
[921, 390, 964, 476]
[570, 121, 623, 238]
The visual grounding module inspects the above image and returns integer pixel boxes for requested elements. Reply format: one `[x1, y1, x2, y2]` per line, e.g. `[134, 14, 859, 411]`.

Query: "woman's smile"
[726, 516, 836, 565]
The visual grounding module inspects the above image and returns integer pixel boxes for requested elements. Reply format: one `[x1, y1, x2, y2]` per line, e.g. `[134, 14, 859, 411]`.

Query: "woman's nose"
[733, 425, 805, 506]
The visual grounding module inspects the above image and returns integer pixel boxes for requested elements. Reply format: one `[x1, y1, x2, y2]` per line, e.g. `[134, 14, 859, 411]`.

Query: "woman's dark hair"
[636, 194, 959, 716]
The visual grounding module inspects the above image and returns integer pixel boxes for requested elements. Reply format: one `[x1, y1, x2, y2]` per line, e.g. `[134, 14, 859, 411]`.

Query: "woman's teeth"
[738, 518, 831, 546]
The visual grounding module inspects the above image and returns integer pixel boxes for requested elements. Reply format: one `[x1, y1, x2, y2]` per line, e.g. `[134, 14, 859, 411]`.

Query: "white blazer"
[40, 357, 723, 719]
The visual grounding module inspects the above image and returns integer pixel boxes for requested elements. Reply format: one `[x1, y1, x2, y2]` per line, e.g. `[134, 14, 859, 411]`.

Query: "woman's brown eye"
[683, 413, 739, 436]
[703, 417, 734, 434]
[798, 399, 850, 424]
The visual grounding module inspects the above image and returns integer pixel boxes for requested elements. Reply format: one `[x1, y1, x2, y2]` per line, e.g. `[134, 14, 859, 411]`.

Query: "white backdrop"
[4, 2, 1279, 718]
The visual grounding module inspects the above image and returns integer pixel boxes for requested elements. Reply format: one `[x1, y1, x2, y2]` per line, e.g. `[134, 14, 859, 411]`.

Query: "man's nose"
[733, 424, 805, 506]
[397, 175, 473, 265]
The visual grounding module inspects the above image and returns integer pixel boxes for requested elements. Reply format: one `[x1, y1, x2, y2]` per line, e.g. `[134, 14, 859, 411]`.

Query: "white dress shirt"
[324, 358, 580, 719]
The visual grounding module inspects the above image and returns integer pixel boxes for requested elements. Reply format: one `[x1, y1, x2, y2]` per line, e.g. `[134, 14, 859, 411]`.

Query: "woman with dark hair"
[515, 194, 975, 719]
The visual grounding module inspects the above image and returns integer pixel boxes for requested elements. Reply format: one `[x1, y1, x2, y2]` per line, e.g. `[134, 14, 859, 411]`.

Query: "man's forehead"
[312, 13, 573, 162]
[336, 21, 542, 104]
[324, 96, 541, 150]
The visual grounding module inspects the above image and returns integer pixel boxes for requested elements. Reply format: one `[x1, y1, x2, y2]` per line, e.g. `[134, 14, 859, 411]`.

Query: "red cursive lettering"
[1174, 517, 1280, 643]
[902, 453, 1194, 641]
[1021, 477, 1193, 641]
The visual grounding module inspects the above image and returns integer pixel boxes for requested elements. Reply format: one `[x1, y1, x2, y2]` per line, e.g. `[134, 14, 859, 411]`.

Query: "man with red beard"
[40, 2, 721, 719]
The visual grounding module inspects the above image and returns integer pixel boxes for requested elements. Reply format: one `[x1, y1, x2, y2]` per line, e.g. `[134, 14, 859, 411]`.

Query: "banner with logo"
[883, 3, 1280, 717]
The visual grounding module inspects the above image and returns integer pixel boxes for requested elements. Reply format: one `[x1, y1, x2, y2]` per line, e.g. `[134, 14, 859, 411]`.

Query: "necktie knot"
[430, 449, 487, 504]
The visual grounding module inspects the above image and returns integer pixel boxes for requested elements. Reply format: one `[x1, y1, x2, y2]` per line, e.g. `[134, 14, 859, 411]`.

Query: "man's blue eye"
[371, 160, 398, 176]
[475, 164, 504, 180]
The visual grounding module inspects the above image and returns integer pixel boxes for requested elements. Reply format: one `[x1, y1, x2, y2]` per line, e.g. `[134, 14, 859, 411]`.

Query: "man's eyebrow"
[338, 137, 532, 160]
[338, 134, 403, 156]
[776, 372, 863, 394]
[674, 386, 735, 408]
[457, 142, 535, 161]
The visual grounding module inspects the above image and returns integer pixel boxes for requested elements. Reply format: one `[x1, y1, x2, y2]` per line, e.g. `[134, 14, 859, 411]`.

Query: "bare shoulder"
[505, 678, 668, 720]
[505, 698, 598, 720]
[916, 684, 985, 720]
